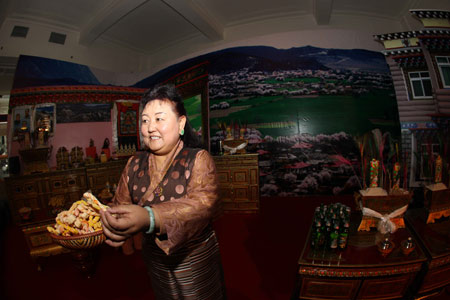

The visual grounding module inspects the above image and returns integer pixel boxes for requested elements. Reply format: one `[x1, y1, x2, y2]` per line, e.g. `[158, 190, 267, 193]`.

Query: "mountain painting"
[13, 45, 400, 196]
[200, 46, 399, 197]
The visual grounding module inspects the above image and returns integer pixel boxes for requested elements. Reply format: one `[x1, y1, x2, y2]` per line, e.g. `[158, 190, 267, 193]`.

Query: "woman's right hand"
[100, 204, 150, 247]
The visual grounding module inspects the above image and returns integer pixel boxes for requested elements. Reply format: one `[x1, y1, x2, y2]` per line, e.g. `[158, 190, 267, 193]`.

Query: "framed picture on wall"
[34, 103, 55, 136]
[112, 100, 141, 151]
[11, 105, 33, 141]
[56, 103, 111, 123]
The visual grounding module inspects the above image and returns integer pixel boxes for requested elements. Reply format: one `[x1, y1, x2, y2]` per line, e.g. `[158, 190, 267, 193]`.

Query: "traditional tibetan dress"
[113, 141, 226, 300]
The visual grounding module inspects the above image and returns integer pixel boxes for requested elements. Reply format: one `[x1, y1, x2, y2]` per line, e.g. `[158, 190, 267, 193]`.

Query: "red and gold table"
[292, 213, 427, 300]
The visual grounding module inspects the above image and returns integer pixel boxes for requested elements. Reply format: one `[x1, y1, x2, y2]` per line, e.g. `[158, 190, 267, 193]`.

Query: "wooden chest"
[213, 154, 259, 213]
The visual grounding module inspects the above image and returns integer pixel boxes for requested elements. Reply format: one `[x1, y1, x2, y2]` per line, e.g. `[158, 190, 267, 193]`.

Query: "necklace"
[154, 185, 164, 197]
[152, 143, 180, 198]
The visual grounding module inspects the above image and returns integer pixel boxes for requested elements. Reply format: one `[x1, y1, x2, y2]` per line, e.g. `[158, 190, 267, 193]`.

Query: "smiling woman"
[100, 84, 226, 300]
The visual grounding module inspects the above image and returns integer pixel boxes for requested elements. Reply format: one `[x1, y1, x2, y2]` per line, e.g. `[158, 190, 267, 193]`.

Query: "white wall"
[0, 18, 146, 74]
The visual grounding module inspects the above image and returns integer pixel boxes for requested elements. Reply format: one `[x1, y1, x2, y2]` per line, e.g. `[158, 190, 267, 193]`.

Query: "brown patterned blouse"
[112, 141, 220, 255]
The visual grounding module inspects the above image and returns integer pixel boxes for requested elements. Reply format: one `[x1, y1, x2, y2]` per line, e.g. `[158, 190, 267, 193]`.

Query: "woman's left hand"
[100, 204, 150, 247]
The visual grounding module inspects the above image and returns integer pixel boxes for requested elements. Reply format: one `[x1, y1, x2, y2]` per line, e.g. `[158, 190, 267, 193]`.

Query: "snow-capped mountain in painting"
[134, 45, 389, 88]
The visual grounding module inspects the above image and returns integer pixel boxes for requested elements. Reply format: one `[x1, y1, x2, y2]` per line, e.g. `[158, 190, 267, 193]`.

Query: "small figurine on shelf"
[70, 146, 84, 168]
[100, 151, 108, 163]
[102, 138, 111, 160]
[56, 147, 69, 170]
[85, 139, 97, 161]
[34, 127, 49, 148]
[116, 143, 137, 157]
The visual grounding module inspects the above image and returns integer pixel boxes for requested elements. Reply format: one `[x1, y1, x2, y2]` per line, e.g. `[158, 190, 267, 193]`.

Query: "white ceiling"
[2, 0, 450, 58]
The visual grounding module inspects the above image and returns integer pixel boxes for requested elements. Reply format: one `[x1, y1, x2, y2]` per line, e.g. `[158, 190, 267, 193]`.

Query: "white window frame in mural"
[408, 71, 432, 99]
[436, 56, 450, 88]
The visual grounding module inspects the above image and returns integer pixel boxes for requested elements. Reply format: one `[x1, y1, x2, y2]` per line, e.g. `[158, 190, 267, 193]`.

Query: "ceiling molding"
[313, 0, 333, 25]
[162, 0, 224, 41]
[79, 0, 149, 46]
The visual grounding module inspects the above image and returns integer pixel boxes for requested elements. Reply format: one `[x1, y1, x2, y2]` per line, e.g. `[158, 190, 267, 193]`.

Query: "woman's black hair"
[141, 84, 202, 148]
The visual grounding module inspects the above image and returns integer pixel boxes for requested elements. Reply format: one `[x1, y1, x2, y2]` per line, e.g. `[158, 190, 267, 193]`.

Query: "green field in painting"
[184, 94, 202, 130]
[210, 91, 400, 139]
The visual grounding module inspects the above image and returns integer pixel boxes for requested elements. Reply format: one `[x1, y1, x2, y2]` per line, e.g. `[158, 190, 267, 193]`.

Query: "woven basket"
[50, 230, 106, 250]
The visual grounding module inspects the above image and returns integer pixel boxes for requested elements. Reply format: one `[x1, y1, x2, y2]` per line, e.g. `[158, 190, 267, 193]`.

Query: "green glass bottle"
[325, 219, 332, 247]
[330, 223, 339, 250]
[311, 220, 322, 249]
[338, 220, 349, 250]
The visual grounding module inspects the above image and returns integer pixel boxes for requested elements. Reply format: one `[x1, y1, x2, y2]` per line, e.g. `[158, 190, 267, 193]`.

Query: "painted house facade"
[375, 9, 450, 187]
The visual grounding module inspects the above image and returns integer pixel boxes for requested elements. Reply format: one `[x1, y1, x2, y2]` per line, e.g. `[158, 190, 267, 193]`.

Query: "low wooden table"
[292, 212, 427, 300]
[404, 208, 450, 298]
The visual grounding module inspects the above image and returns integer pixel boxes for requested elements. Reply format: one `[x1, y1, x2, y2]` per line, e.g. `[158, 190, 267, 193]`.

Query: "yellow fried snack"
[47, 192, 109, 236]
[83, 192, 108, 211]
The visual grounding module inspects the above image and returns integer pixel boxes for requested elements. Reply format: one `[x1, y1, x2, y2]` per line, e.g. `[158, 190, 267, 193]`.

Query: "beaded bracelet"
[144, 206, 155, 234]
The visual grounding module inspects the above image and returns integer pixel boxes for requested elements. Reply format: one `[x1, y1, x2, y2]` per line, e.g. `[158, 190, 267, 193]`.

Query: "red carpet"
[1, 196, 354, 300]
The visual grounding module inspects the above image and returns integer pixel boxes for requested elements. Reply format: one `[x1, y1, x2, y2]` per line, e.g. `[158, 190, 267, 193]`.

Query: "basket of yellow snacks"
[47, 192, 108, 250]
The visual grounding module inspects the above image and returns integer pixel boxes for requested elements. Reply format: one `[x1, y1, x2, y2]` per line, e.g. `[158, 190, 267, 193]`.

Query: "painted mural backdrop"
[203, 46, 399, 196]
[12, 46, 399, 196]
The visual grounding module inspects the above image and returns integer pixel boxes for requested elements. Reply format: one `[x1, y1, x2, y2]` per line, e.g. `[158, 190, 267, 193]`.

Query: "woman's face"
[141, 99, 186, 156]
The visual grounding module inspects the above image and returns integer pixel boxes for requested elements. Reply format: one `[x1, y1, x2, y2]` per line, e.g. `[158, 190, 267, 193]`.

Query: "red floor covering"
[2, 195, 449, 300]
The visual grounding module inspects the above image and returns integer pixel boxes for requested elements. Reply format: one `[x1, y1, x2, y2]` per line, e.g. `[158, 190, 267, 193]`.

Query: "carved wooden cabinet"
[213, 154, 259, 213]
[292, 212, 427, 300]
[5, 159, 127, 269]
[85, 159, 127, 196]
[6, 168, 87, 226]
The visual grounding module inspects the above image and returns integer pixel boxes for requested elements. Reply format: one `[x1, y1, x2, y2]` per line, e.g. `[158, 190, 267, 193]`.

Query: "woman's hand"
[100, 204, 150, 247]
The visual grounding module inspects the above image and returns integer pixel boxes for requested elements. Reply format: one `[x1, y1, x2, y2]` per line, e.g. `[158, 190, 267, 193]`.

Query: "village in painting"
[207, 46, 399, 196]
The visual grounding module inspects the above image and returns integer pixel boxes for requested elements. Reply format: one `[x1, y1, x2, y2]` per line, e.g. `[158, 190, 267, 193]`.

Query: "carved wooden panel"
[300, 277, 360, 299]
[419, 263, 450, 293]
[357, 275, 413, 299]
[213, 154, 259, 212]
